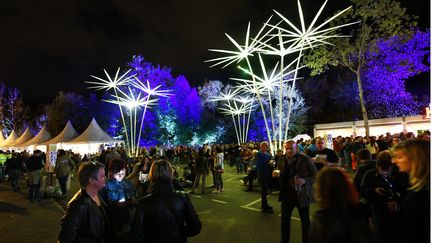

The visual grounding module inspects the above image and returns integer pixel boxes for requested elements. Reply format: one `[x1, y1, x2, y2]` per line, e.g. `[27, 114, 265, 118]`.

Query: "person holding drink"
[275, 140, 317, 243]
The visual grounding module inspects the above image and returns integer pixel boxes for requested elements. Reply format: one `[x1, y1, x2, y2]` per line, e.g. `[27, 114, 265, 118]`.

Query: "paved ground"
[0, 165, 325, 243]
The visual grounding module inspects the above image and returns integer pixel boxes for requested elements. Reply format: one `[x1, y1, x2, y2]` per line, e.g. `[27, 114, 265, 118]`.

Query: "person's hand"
[386, 201, 397, 213]
[272, 170, 280, 178]
[375, 187, 386, 196]
[295, 176, 305, 186]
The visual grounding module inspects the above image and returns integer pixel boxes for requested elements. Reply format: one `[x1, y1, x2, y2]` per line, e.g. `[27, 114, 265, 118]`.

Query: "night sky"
[0, 0, 429, 105]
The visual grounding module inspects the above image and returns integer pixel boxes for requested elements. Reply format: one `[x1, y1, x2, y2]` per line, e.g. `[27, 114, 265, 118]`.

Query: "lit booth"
[64, 118, 122, 155]
[314, 115, 431, 138]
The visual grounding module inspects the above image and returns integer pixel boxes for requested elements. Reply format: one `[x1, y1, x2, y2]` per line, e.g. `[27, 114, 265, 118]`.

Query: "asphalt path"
[186, 165, 319, 243]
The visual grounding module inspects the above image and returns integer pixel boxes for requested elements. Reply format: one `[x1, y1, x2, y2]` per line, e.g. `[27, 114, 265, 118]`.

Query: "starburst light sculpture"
[207, 0, 356, 154]
[87, 69, 172, 156]
[86, 68, 134, 154]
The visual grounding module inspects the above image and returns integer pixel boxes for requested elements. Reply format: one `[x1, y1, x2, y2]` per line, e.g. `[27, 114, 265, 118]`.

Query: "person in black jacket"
[191, 149, 209, 195]
[353, 149, 376, 193]
[58, 161, 107, 243]
[392, 139, 430, 243]
[26, 150, 45, 203]
[360, 151, 407, 243]
[131, 159, 201, 243]
[4, 152, 24, 192]
[276, 140, 317, 243]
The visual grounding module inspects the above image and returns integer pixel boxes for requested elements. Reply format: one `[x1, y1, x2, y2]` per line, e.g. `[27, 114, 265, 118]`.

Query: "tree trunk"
[356, 71, 369, 137]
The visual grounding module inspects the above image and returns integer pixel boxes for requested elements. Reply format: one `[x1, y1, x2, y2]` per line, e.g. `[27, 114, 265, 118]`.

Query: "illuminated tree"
[127, 55, 202, 145]
[363, 29, 430, 118]
[198, 80, 224, 113]
[0, 85, 28, 135]
[304, 0, 418, 136]
[46, 92, 119, 136]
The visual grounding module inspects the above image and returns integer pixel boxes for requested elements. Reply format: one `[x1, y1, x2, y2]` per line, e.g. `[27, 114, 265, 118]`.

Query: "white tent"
[21, 125, 53, 147]
[291, 134, 312, 142]
[10, 127, 34, 147]
[43, 121, 79, 145]
[0, 130, 18, 148]
[0, 132, 4, 144]
[65, 118, 121, 154]
[68, 118, 119, 144]
[19, 125, 53, 152]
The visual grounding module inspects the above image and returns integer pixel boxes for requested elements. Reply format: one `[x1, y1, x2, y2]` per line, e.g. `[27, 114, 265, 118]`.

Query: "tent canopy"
[291, 134, 312, 142]
[0, 130, 18, 147]
[43, 121, 79, 145]
[67, 118, 120, 144]
[20, 125, 52, 147]
[10, 127, 34, 146]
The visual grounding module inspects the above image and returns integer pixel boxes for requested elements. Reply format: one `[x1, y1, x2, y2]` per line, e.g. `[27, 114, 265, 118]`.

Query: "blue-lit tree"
[127, 55, 202, 145]
[303, 0, 420, 136]
[363, 29, 430, 118]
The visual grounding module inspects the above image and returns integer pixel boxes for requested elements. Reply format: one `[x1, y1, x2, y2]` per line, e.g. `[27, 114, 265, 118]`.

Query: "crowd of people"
[0, 130, 429, 243]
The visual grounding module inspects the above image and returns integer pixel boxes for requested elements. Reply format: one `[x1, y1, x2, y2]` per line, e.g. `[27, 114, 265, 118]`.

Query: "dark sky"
[0, 0, 429, 104]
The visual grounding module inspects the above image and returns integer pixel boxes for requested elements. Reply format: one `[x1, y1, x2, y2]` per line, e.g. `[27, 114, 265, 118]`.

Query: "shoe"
[190, 190, 195, 194]
[211, 190, 220, 194]
[240, 180, 245, 185]
[261, 206, 274, 214]
[220, 188, 224, 192]
[245, 188, 252, 192]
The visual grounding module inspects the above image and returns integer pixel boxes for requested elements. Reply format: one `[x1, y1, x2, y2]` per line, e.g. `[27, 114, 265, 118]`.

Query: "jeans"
[258, 170, 271, 208]
[192, 172, 207, 192]
[281, 200, 310, 243]
[58, 175, 69, 196]
[29, 184, 41, 201]
[343, 150, 351, 168]
[246, 169, 257, 189]
[8, 170, 20, 191]
[28, 170, 42, 201]
[235, 158, 243, 173]
[214, 172, 223, 190]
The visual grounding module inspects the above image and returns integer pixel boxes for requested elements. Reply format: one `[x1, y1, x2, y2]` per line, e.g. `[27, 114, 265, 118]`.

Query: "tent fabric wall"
[43, 121, 79, 145]
[66, 118, 119, 144]
[20, 125, 53, 147]
[10, 127, 34, 147]
[0, 130, 18, 147]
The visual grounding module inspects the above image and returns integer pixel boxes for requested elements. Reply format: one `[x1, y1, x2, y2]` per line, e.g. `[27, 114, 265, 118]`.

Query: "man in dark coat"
[58, 162, 107, 243]
[277, 140, 317, 243]
[256, 142, 274, 213]
[26, 150, 45, 202]
[4, 152, 24, 192]
[191, 149, 209, 194]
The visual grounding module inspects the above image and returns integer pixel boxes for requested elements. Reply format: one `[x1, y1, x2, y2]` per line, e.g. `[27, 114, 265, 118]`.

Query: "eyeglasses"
[114, 172, 126, 176]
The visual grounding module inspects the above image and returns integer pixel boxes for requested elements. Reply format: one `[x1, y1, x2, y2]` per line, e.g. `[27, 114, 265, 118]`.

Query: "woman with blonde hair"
[392, 139, 430, 243]
[309, 168, 376, 243]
